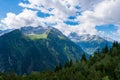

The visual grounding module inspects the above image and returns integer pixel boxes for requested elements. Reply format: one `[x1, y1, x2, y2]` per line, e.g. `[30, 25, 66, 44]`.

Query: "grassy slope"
[27, 33, 47, 40]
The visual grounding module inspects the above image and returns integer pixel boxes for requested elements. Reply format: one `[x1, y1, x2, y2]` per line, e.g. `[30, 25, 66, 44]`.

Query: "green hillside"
[0, 42, 119, 80]
[27, 33, 48, 40]
[0, 27, 84, 75]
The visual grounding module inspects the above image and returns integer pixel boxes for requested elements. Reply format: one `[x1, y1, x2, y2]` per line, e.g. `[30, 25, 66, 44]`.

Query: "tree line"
[0, 41, 120, 80]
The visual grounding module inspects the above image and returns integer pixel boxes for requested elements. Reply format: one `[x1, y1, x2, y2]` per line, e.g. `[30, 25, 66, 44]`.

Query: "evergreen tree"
[81, 54, 87, 61]
[102, 45, 108, 53]
[113, 41, 119, 47]
[54, 63, 62, 72]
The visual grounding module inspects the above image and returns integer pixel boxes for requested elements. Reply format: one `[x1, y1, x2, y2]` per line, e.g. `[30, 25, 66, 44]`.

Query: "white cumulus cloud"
[0, 0, 120, 41]
[1, 9, 46, 29]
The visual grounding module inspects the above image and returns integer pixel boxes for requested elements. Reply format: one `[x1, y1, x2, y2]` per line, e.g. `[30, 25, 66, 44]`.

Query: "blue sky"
[96, 24, 117, 35]
[96, 24, 117, 32]
[0, 0, 23, 19]
[0, 0, 120, 41]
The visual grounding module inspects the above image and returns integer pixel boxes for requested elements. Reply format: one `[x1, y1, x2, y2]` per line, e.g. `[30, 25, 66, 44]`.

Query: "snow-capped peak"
[68, 33, 104, 42]
[100, 36, 114, 42]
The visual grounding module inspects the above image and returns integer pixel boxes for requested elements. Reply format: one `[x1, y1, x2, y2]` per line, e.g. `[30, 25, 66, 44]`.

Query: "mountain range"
[0, 26, 84, 74]
[68, 32, 113, 55]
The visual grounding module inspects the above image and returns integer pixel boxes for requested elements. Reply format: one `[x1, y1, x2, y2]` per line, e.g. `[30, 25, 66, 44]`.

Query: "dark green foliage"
[81, 54, 87, 61]
[102, 45, 109, 53]
[115, 63, 120, 79]
[64, 59, 73, 68]
[113, 41, 119, 47]
[54, 63, 62, 72]
[0, 42, 119, 80]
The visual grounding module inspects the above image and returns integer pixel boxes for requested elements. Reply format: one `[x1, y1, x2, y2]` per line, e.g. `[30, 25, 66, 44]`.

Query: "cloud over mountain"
[0, 0, 120, 40]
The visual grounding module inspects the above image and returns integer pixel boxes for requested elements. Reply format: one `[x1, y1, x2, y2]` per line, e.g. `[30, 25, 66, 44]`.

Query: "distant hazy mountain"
[68, 33, 113, 55]
[0, 26, 84, 74]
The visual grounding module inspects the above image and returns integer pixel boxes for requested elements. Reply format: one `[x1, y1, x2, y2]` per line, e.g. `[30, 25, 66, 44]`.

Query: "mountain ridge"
[0, 26, 85, 74]
[68, 32, 113, 55]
